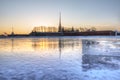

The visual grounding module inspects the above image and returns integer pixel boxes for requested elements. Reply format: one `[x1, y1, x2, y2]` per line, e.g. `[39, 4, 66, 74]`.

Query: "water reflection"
[31, 38, 80, 51]
[31, 38, 63, 59]
[31, 38, 82, 59]
[0, 38, 120, 70]
[32, 38, 59, 51]
[0, 38, 120, 80]
[58, 38, 62, 59]
[0, 38, 82, 60]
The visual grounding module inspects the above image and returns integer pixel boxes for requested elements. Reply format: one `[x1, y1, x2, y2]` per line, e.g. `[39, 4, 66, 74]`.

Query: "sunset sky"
[0, 0, 120, 34]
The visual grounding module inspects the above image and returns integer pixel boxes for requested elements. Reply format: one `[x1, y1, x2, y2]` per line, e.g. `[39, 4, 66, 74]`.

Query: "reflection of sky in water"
[0, 38, 81, 52]
[0, 38, 82, 60]
[0, 37, 120, 80]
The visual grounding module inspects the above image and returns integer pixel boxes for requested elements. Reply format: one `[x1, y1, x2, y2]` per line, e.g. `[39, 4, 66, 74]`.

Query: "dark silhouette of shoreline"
[0, 30, 117, 38]
[29, 30, 116, 36]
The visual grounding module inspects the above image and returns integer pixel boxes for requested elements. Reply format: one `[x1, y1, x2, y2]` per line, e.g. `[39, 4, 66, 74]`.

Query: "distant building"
[11, 27, 14, 36]
[29, 13, 116, 36]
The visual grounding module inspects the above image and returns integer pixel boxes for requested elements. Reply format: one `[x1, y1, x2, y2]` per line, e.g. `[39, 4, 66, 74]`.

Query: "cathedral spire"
[58, 12, 62, 32]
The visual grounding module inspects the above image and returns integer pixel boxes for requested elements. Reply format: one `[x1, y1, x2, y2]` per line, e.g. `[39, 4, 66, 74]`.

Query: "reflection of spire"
[11, 38, 14, 52]
[58, 12, 62, 32]
[58, 38, 62, 59]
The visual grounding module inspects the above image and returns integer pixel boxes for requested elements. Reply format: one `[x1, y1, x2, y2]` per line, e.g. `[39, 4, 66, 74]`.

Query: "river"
[0, 37, 120, 80]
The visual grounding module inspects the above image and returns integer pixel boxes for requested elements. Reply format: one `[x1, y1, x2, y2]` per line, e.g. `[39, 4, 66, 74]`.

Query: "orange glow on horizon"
[0, 24, 119, 35]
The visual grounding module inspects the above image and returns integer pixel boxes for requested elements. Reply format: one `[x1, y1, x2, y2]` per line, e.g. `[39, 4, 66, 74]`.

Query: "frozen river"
[0, 37, 120, 80]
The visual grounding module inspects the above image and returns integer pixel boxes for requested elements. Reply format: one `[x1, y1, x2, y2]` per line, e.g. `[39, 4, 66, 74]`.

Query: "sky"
[0, 0, 120, 34]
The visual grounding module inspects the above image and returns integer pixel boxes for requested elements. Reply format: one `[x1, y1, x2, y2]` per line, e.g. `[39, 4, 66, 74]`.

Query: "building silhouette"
[11, 27, 14, 36]
[58, 12, 62, 32]
[28, 13, 116, 36]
